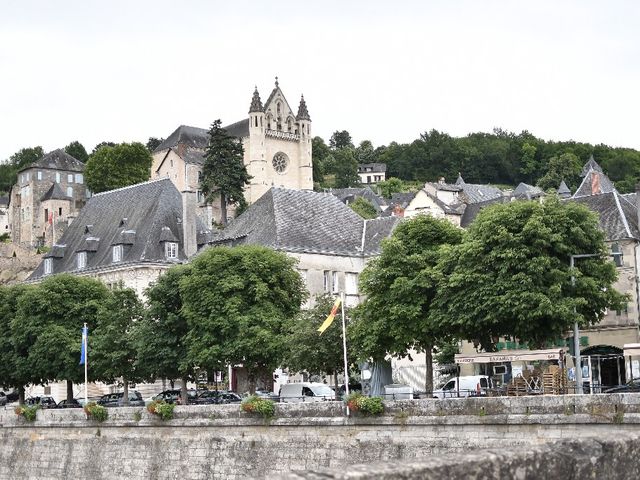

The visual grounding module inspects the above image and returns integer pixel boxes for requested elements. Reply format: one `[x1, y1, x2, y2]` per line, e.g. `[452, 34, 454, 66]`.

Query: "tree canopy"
[0, 146, 44, 194]
[431, 197, 627, 351]
[202, 119, 252, 226]
[350, 215, 464, 393]
[85, 142, 152, 193]
[64, 141, 89, 163]
[349, 197, 378, 219]
[181, 245, 306, 391]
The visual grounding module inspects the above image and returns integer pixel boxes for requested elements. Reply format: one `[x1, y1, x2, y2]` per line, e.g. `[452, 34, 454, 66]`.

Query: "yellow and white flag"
[317, 297, 342, 334]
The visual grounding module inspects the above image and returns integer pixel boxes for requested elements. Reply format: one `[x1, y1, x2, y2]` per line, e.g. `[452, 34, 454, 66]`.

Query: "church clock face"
[272, 152, 289, 174]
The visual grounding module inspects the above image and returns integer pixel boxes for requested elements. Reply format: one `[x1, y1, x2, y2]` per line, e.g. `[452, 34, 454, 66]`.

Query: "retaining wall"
[1, 394, 639, 479]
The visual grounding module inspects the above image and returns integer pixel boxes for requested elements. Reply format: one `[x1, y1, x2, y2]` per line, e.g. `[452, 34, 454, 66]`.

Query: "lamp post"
[571, 247, 623, 395]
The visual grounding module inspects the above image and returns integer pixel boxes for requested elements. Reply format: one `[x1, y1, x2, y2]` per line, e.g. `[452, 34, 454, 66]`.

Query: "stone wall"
[1, 394, 640, 480]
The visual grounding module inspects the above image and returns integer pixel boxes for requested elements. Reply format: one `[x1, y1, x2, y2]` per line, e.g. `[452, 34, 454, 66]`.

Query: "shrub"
[84, 402, 108, 422]
[345, 393, 384, 416]
[241, 395, 276, 419]
[15, 405, 39, 422]
[147, 400, 175, 421]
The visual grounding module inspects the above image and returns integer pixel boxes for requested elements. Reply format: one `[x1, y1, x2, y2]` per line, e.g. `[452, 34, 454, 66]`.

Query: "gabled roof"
[573, 169, 616, 198]
[581, 155, 603, 177]
[29, 178, 209, 279]
[558, 180, 571, 196]
[329, 187, 388, 213]
[513, 182, 544, 199]
[223, 118, 250, 138]
[20, 149, 84, 173]
[416, 189, 465, 215]
[209, 187, 399, 256]
[40, 183, 69, 201]
[459, 182, 503, 203]
[426, 181, 462, 193]
[570, 191, 639, 241]
[358, 163, 387, 173]
[155, 125, 209, 152]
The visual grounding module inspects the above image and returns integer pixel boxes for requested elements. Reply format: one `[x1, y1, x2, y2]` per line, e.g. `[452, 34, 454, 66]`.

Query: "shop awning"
[623, 343, 640, 357]
[455, 349, 563, 364]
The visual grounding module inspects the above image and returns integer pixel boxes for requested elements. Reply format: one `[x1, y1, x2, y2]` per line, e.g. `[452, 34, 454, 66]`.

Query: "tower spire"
[297, 94, 311, 121]
[249, 86, 263, 113]
[275, 76, 279, 88]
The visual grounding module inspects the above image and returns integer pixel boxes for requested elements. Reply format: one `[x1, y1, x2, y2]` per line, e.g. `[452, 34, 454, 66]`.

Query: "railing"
[265, 129, 300, 141]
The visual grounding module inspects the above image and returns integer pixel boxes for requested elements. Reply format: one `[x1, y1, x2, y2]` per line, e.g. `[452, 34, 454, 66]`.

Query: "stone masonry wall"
[1, 394, 640, 480]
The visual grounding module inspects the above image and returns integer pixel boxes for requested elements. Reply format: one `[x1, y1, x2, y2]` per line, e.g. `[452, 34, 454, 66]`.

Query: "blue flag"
[80, 325, 88, 365]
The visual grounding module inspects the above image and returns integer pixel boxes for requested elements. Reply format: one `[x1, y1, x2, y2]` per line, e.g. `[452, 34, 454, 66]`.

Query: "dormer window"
[77, 252, 87, 270]
[112, 245, 123, 263]
[165, 242, 178, 259]
[44, 258, 53, 275]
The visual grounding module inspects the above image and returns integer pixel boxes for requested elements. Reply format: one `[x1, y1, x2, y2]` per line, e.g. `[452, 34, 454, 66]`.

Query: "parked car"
[194, 390, 242, 405]
[25, 396, 58, 409]
[5, 390, 19, 403]
[278, 382, 336, 403]
[150, 389, 198, 405]
[97, 391, 145, 407]
[432, 375, 491, 399]
[0, 392, 7, 406]
[604, 379, 640, 393]
[57, 399, 83, 409]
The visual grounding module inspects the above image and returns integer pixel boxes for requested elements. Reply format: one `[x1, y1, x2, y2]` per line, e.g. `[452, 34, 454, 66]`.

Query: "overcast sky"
[1, 0, 638, 161]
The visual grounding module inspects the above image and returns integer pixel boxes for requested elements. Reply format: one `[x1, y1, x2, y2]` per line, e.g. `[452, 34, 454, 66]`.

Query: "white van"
[278, 382, 336, 403]
[432, 375, 491, 399]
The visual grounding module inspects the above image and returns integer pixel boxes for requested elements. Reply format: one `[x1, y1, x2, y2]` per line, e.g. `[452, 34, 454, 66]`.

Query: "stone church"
[151, 78, 313, 226]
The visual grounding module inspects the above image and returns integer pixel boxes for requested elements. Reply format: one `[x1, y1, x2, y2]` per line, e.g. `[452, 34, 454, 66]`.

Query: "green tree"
[349, 197, 378, 219]
[333, 148, 360, 188]
[91, 287, 144, 405]
[431, 198, 626, 352]
[283, 294, 353, 399]
[0, 146, 44, 193]
[85, 142, 153, 193]
[0, 285, 32, 404]
[350, 215, 464, 394]
[355, 140, 375, 163]
[138, 265, 194, 404]
[91, 141, 116, 154]
[146, 137, 164, 152]
[12, 275, 110, 401]
[181, 245, 306, 392]
[536, 152, 582, 191]
[202, 120, 252, 226]
[519, 142, 538, 183]
[64, 141, 89, 163]
[329, 130, 354, 150]
[377, 177, 404, 198]
[312, 136, 331, 186]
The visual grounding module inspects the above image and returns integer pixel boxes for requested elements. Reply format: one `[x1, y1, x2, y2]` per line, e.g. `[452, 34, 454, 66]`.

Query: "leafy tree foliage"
[283, 294, 354, 398]
[64, 141, 89, 163]
[537, 152, 581, 191]
[146, 137, 164, 152]
[431, 198, 626, 352]
[85, 142, 153, 193]
[0, 285, 31, 402]
[312, 136, 332, 186]
[181, 246, 306, 392]
[91, 287, 144, 405]
[12, 275, 110, 401]
[329, 130, 354, 150]
[355, 140, 375, 163]
[333, 148, 360, 188]
[91, 141, 116, 154]
[202, 120, 252, 226]
[137, 265, 194, 404]
[349, 197, 378, 219]
[350, 215, 464, 393]
[0, 146, 44, 194]
[376, 177, 405, 198]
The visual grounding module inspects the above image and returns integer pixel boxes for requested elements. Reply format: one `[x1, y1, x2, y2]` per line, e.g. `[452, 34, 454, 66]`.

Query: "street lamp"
[571, 247, 623, 394]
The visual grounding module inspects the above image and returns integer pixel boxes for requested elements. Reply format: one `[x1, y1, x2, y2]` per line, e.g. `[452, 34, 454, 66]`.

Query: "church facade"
[151, 79, 313, 226]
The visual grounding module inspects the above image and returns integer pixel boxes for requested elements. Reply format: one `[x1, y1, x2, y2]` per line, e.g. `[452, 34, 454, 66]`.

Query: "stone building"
[9, 149, 87, 247]
[151, 78, 313, 227]
[27, 177, 210, 298]
[0, 196, 9, 234]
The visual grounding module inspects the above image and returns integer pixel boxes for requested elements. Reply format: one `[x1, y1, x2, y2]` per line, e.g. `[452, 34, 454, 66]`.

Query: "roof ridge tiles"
[92, 176, 172, 197]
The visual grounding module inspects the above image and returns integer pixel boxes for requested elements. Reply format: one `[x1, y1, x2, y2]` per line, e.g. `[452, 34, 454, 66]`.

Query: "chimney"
[181, 190, 197, 258]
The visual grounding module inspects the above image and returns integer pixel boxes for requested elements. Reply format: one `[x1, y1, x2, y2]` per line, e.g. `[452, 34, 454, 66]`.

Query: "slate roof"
[358, 163, 387, 173]
[40, 183, 68, 201]
[558, 180, 572, 196]
[209, 187, 399, 256]
[425, 181, 462, 193]
[155, 120, 250, 154]
[223, 119, 250, 138]
[329, 187, 388, 213]
[460, 196, 510, 228]
[459, 182, 504, 203]
[513, 182, 544, 200]
[29, 178, 210, 280]
[573, 169, 617, 198]
[420, 189, 465, 215]
[581, 155, 603, 177]
[570, 191, 640, 241]
[182, 148, 205, 166]
[20, 149, 84, 173]
[389, 192, 416, 208]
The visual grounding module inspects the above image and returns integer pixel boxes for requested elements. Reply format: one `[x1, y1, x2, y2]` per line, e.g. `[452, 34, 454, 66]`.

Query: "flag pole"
[340, 291, 350, 416]
[83, 322, 88, 408]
